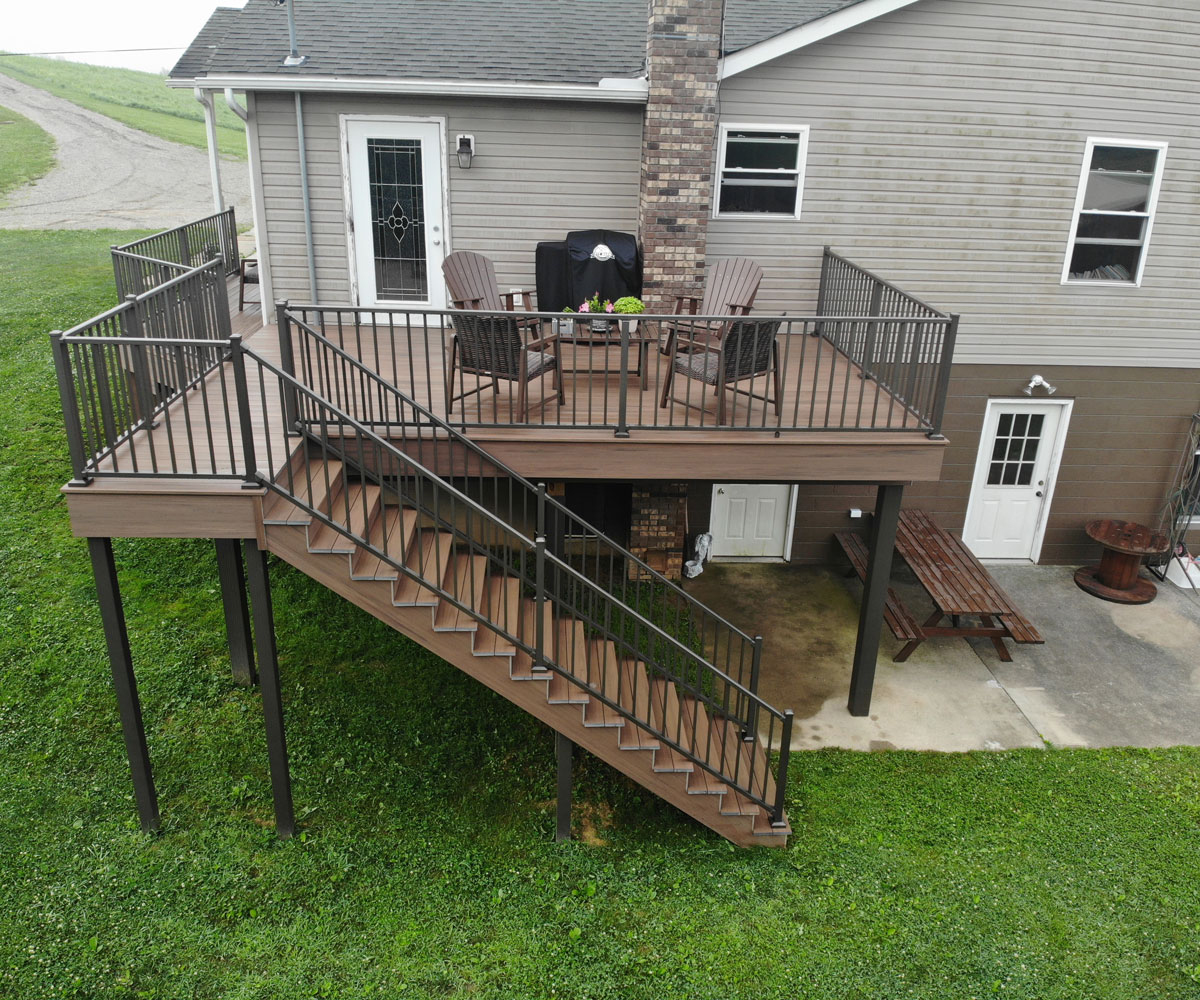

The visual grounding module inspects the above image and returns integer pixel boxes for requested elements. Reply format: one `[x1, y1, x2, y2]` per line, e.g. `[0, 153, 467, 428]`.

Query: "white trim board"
[174, 75, 648, 103]
[719, 0, 922, 79]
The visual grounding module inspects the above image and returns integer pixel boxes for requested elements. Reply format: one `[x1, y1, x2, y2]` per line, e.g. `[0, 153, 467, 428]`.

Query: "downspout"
[194, 88, 224, 213]
[295, 92, 318, 300]
[224, 88, 248, 122]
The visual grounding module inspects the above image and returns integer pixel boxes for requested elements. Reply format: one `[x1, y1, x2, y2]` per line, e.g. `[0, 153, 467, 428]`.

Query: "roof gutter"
[168, 74, 649, 103]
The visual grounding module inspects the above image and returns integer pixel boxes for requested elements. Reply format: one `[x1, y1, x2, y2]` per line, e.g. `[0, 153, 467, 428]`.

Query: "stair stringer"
[262, 517, 789, 848]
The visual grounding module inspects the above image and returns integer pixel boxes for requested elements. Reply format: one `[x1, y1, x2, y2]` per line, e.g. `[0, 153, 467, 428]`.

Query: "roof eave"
[168, 74, 650, 103]
[720, 0, 922, 79]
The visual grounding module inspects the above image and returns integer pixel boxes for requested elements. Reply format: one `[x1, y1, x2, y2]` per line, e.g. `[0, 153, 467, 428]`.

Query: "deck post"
[88, 537, 159, 832]
[275, 300, 300, 433]
[215, 539, 257, 686]
[616, 319, 631, 438]
[927, 314, 959, 440]
[243, 539, 295, 838]
[555, 730, 573, 842]
[848, 483, 904, 717]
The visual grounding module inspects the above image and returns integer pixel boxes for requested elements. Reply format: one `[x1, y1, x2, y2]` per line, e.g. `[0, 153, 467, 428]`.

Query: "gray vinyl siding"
[711, 0, 1200, 368]
[252, 91, 643, 304]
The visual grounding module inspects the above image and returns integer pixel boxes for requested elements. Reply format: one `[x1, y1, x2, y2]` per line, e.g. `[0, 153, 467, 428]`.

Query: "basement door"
[344, 117, 447, 309]
[963, 399, 1073, 561]
[709, 484, 798, 560]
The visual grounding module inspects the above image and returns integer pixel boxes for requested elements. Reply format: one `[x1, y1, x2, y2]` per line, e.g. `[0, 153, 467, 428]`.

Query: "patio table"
[891, 508, 1043, 662]
[554, 318, 656, 388]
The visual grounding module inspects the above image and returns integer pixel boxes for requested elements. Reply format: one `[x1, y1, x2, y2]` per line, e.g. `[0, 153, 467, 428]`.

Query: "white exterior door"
[963, 400, 1072, 561]
[345, 118, 447, 309]
[710, 484, 797, 559]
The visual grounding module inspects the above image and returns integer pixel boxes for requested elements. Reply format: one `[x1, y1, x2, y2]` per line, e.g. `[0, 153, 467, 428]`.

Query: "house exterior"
[168, 0, 1199, 571]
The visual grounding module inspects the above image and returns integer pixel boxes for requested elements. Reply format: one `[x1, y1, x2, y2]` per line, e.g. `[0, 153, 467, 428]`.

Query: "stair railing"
[239, 344, 793, 823]
[280, 306, 765, 702]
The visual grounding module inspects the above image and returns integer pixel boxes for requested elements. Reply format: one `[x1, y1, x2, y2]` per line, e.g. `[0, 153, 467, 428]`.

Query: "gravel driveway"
[0, 73, 251, 231]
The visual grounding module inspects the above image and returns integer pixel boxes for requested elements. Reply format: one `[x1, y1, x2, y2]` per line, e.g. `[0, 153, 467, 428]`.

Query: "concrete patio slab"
[683, 559, 1200, 753]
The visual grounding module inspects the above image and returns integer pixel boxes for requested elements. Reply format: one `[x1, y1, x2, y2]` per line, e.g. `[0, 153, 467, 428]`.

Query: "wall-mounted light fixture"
[456, 134, 475, 169]
[1022, 374, 1057, 396]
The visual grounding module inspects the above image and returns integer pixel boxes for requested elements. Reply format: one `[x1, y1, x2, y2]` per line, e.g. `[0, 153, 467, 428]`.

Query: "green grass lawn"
[2, 227, 1199, 998]
[0, 54, 245, 157]
[0, 103, 55, 201]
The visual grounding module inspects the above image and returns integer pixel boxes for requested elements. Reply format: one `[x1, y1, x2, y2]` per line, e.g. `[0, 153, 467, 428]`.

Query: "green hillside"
[0, 103, 55, 202]
[0, 54, 245, 158]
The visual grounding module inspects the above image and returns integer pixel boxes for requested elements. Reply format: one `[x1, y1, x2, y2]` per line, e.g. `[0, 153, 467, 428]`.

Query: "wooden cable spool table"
[1074, 519, 1169, 604]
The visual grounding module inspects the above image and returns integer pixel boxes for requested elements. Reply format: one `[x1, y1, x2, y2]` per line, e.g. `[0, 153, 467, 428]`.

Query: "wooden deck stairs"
[261, 454, 790, 847]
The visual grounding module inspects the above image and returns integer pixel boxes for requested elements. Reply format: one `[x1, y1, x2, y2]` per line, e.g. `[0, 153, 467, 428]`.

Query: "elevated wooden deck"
[63, 280, 946, 539]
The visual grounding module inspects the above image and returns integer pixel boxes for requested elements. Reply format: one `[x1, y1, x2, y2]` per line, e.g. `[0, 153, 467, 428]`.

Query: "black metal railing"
[817, 247, 959, 436]
[112, 207, 239, 297]
[238, 342, 793, 821]
[286, 249, 956, 437]
[279, 305, 763, 698]
[51, 260, 236, 483]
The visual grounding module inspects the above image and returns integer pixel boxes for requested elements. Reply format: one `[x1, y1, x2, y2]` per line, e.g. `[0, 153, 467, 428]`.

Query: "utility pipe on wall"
[294, 91, 318, 300]
[194, 88, 225, 213]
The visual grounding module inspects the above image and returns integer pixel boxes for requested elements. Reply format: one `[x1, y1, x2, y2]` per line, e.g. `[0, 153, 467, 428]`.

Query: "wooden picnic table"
[835, 508, 1043, 663]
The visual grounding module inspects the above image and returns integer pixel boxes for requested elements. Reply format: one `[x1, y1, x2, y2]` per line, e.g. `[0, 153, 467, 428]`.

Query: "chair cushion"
[526, 350, 557, 378]
[673, 352, 722, 385]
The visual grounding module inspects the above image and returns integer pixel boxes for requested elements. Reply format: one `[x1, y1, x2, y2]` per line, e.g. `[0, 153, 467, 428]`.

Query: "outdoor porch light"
[1022, 374, 1057, 396]
[456, 134, 476, 169]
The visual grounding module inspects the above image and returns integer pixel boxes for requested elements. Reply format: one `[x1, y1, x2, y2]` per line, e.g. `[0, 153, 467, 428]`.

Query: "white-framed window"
[714, 123, 809, 219]
[1062, 137, 1167, 286]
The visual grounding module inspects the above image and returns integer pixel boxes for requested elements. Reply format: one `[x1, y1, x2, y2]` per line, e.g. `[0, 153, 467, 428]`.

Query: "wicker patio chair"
[659, 317, 783, 425]
[446, 313, 563, 421]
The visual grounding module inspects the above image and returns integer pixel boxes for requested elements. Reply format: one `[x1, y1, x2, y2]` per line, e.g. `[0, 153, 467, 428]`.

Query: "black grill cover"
[565, 229, 642, 308]
[535, 240, 571, 312]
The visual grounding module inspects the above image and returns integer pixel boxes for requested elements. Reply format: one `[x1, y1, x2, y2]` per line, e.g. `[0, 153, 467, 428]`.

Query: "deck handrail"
[112, 207, 239, 297]
[281, 306, 762, 684]
[289, 283, 956, 436]
[242, 342, 793, 821]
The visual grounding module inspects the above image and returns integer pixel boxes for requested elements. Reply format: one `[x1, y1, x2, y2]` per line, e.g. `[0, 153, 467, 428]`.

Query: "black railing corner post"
[744, 635, 763, 741]
[50, 331, 92, 487]
[229, 334, 259, 489]
[772, 710, 793, 828]
[276, 300, 300, 433]
[814, 247, 832, 337]
[178, 225, 192, 268]
[534, 482, 548, 672]
[927, 314, 958, 439]
[615, 319, 631, 438]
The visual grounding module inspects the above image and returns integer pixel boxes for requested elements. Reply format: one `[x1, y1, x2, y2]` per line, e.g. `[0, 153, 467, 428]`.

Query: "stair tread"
[546, 619, 590, 704]
[582, 639, 623, 726]
[711, 714, 779, 811]
[474, 575, 520, 657]
[265, 458, 345, 524]
[308, 481, 368, 553]
[616, 661, 659, 750]
[648, 677, 693, 773]
[434, 553, 489, 631]
[678, 696, 730, 796]
[352, 507, 418, 580]
[393, 529, 456, 605]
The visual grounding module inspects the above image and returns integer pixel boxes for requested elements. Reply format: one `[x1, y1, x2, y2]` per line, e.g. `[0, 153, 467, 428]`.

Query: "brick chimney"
[638, 0, 724, 312]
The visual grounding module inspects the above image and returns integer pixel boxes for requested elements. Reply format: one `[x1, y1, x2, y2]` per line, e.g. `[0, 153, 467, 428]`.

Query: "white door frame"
[339, 114, 452, 309]
[963, 397, 1074, 563]
[709, 484, 799, 561]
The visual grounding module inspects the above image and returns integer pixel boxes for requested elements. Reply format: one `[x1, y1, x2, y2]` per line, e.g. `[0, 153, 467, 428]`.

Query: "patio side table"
[1074, 519, 1169, 604]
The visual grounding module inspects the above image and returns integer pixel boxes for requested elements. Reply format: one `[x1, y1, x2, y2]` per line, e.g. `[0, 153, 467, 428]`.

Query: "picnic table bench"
[835, 508, 1043, 662]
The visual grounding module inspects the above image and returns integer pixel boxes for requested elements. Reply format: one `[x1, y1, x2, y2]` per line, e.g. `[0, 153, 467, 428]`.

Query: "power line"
[1, 47, 185, 56]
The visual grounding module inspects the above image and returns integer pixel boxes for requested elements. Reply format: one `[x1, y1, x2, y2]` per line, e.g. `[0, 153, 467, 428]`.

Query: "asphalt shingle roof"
[170, 0, 871, 85]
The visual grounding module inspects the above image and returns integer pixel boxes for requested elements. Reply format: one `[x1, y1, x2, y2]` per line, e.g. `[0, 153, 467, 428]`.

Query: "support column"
[555, 731, 573, 843]
[88, 538, 159, 832]
[243, 539, 295, 838]
[215, 539, 257, 686]
[847, 484, 904, 717]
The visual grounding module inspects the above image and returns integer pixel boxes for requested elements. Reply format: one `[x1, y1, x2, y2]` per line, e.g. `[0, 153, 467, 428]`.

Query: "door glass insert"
[987, 412, 1044, 486]
[368, 138, 427, 300]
